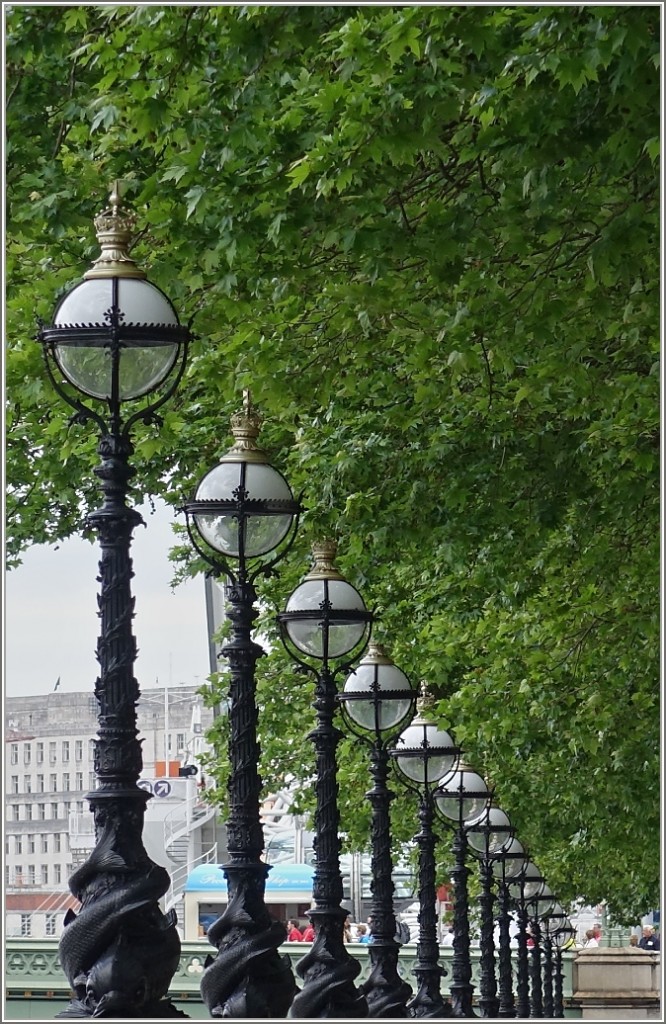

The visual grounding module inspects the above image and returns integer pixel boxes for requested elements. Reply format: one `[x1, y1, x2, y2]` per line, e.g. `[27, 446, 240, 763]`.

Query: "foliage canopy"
[5, 5, 659, 923]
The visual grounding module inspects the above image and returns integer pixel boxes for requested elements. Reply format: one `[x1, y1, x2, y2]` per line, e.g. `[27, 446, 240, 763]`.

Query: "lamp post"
[389, 686, 460, 1018]
[434, 767, 492, 1018]
[507, 861, 545, 1019]
[542, 906, 568, 1019]
[526, 886, 556, 1019]
[278, 539, 373, 1018]
[466, 807, 514, 1018]
[182, 395, 301, 1017]
[491, 838, 529, 1019]
[339, 642, 417, 1017]
[37, 184, 191, 1018]
[551, 923, 575, 1019]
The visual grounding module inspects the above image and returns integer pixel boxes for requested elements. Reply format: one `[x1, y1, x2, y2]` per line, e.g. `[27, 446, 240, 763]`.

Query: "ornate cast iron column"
[340, 644, 416, 1017]
[390, 686, 460, 1018]
[542, 931, 554, 1018]
[528, 916, 544, 1018]
[183, 396, 301, 1017]
[37, 184, 191, 1018]
[496, 876, 517, 1019]
[278, 541, 373, 1018]
[514, 888, 531, 1019]
[476, 857, 498, 1018]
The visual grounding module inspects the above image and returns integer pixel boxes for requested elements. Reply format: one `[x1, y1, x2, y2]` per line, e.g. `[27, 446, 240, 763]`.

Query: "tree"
[5, 5, 659, 922]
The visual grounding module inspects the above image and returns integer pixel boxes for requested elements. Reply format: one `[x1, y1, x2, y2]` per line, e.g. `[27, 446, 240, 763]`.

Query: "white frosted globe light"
[285, 578, 367, 658]
[53, 278, 179, 399]
[193, 461, 294, 557]
[393, 719, 458, 785]
[491, 837, 526, 880]
[343, 656, 413, 732]
[435, 770, 489, 824]
[467, 807, 512, 855]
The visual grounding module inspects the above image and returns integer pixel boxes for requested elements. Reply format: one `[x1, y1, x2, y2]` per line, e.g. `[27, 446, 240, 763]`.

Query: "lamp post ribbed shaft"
[496, 879, 517, 1018]
[515, 895, 531, 1018]
[529, 917, 544, 1018]
[477, 859, 498, 1018]
[410, 794, 449, 1018]
[542, 932, 555, 1018]
[449, 828, 476, 1018]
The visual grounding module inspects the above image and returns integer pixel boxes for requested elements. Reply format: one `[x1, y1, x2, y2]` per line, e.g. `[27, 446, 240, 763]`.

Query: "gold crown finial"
[304, 539, 345, 581]
[84, 181, 146, 280]
[416, 680, 435, 717]
[221, 389, 268, 464]
[364, 641, 393, 665]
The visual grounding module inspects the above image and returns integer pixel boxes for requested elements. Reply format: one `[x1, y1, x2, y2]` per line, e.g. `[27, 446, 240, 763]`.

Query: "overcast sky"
[5, 500, 214, 699]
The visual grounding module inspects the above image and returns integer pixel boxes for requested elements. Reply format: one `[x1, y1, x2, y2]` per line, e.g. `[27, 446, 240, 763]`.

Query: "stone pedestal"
[572, 946, 661, 1019]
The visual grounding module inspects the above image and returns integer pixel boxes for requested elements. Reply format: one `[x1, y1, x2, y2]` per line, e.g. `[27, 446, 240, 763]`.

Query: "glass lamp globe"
[341, 642, 415, 733]
[491, 836, 527, 881]
[467, 806, 513, 857]
[390, 685, 459, 785]
[190, 394, 299, 559]
[281, 540, 371, 659]
[551, 923, 576, 949]
[434, 766, 490, 825]
[508, 861, 545, 900]
[41, 184, 188, 402]
[533, 884, 558, 918]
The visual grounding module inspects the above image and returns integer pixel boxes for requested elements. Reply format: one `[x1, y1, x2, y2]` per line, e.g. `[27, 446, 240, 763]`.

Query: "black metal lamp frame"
[434, 774, 492, 1019]
[338, 647, 416, 1018]
[277, 557, 373, 1019]
[388, 713, 460, 1019]
[466, 811, 515, 1020]
[491, 844, 528, 1020]
[541, 911, 568, 1020]
[551, 924, 575, 1019]
[37, 195, 192, 1019]
[508, 865, 545, 1019]
[182, 448, 302, 1018]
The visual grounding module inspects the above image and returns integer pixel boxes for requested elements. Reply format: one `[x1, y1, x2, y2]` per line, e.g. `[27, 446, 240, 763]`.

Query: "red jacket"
[288, 926, 303, 941]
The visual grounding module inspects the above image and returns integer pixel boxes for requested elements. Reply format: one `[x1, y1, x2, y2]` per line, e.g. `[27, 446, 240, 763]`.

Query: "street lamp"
[278, 539, 373, 1018]
[339, 642, 417, 1017]
[466, 806, 514, 1018]
[37, 183, 191, 1018]
[542, 904, 568, 1018]
[434, 766, 492, 1018]
[182, 395, 301, 1018]
[507, 861, 545, 1019]
[389, 685, 460, 1018]
[491, 837, 529, 1018]
[550, 922, 576, 1018]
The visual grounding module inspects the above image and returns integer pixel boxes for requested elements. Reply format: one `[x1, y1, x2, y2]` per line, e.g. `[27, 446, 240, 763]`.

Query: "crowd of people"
[285, 913, 411, 944]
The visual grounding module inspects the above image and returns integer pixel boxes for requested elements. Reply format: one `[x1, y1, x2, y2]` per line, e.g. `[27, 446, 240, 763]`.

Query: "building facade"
[4, 685, 214, 938]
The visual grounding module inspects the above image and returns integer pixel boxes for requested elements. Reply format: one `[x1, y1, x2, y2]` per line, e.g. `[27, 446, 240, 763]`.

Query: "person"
[629, 934, 639, 948]
[301, 922, 315, 942]
[583, 929, 599, 948]
[287, 919, 303, 942]
[395, 917, 411, 945]
[592, 922, 602, 942]
[343, 913, 353, 943]
[638, 926, 660, 951]
[356, 923, 371, 943]
[442, 926, 454, 947]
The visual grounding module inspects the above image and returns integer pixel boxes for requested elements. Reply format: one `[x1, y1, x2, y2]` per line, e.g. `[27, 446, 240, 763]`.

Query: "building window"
[51, 803, 59, 819]
[41, 865, 49, 885]
[24, 744, 32, 765]
[54, 834, 62, 853]
[41, 835, 48, 853]
[54, 864, 62, 884]
[11, 743, 18, 765]
[50, 774, 57, 792]
[5, 866, 9, 886]
[12, 805, 20, 821]
[89, 738, 95, 759]
[27, 834, 35, 853]
[49, 741, 57, 764]
[75, 772, 84, 791]
[4, 838, 9, 855]
[24, 775, 32, 793]
[28, 865, 36, 885]
[16, 836, 23, 854]
[45, 913, 56, 936]
[36, 774, 45, 793]
[75, 740, 83, 761]
[89, 772, 96, 789]
[36, 742, 44, 764]
[15, 866, 24, 884]
[62, 741, 70, 763]
[76, 800, 85, 813]
[20, 914, 31, 936]
[26, 804, 33, 821]
[63, 801, 71, 817]
[62, 773, 70, 791]
[176, 732, 186, 752]
[11, 775, 19, 794]
[37, 803, 46, 820]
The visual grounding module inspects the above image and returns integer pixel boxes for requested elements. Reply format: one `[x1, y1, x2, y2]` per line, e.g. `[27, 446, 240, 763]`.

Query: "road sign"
[154, 779, 172, 797]
[137, 780, 153, 794]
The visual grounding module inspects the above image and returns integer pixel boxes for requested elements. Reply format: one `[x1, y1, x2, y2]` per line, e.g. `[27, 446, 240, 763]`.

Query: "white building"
[5, 685, 220, 937]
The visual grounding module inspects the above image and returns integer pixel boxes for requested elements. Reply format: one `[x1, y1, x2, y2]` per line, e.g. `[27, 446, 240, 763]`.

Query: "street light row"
[37, 186, 575, 1020]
